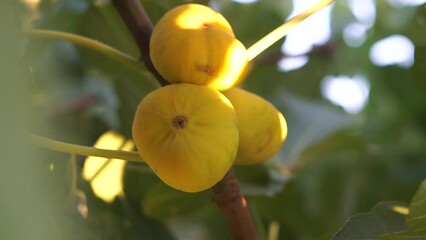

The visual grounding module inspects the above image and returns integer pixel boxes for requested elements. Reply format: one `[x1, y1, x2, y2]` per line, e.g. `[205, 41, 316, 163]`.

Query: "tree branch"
[111, 0, 168, 86]
[111, 1, 259, 239]
[212, 169, 259, 240]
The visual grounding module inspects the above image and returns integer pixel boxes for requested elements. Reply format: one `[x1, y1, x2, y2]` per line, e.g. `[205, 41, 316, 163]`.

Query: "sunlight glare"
[348, 0, 376, 27]
[391, 205, 410, 215]
[369, 35, 414, 68]
[281, 0, 333, 56]
[321, 75, 370, 114]
[278, 56, 309, 72]
[231, 0, 258, 4]
[49, 163, 54, 171]
[343, 22, 368, 47]
[278, 112, 288, 141]
[344, 0, 375, 48]
[20, 0, 41, 10]
[83, 131, 134, 203]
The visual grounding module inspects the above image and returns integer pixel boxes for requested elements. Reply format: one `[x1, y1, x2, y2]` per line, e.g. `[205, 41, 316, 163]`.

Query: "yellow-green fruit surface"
[132, 83, 239, 192]
[223, 88, 287, 165]
[150, 4, 248, 91]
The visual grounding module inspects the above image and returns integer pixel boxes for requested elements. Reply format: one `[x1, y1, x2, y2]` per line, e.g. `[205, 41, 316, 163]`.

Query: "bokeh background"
[2, 0, 426, 239]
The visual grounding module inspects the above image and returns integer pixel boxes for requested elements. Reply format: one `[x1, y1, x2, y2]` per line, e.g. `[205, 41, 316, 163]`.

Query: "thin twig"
[246, 0, 335, 61]
[30, 134, 143, 162]
[111, 0, 168, 86]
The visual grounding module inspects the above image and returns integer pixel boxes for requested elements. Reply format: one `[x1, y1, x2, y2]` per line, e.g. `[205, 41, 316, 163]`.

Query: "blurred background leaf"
[332, 202, 409, 240]
[332, 179, 426, 240]
[380, 179, 426, 239]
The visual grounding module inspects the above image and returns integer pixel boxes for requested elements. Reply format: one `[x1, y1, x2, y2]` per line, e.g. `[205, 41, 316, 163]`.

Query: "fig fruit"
[150, 4, 248, 91]
[132, 83, 239, 192]
[223, 88, 287, 165]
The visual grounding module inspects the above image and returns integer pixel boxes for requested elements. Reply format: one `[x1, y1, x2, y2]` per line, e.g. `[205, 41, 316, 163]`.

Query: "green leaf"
[235, 163, 286, 197]
[114, 76, 157, 138]
[412, 46, 426, 94]
[77, 3, 156, 85]
[141, 0, 189, 24]
[79, 3, 137, 56]
[219, 0, 291, 47]
[407, 179, 426, 234]
[332, 202, 409, 240]
[123, 162, 159, 202]
[332, 180, 426, 240]
[37, 0, 89, 31]
[141, 183, 211, 220]
[296, 129, 366, 169]
[277, 93, 352, 163]
[121, 199, 177, 240]
[380, 179, 426, 239]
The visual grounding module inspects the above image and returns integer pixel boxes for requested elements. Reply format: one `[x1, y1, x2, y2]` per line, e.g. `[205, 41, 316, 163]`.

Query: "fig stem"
[111, 0, 169, 86]
[246, 0, 335, 61]
[29, 134, 143, 162]
[213, 168, 259, 240]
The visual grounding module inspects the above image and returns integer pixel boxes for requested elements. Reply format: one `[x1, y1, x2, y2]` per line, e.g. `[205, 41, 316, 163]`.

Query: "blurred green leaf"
[277, 93, 352, 163]
[78, 3, 154, 83]
[141, 0, 190, 24]
[407, 179, 426, 234]
[235, 163, 286, 197]
[296, 130, 366, 169]
[123, 162, 159, 202]
[121, 199, 177, 240]
[242, 51, 335, 98]
[79, 3, 136, 55]
[412, 46, 426, 93]
[37, 0, 89, 31]
[219, 0, 290, 47]
[29, 147, 79, 208]
[141, 183, 211, 220]
[114, 76, 157, 138]
[83, 72, 121, 128]
[380, 179, 426, 239]
[332, 179, 426, 240]
[20, 29, 145, 73]
[332, 202, 408, 240]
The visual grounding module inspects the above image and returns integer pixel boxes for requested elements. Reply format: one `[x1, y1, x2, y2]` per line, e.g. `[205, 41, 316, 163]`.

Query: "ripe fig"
[223, 88, 287, 164]
[132, 83, 239, 192]
[150, 4, 248, 91]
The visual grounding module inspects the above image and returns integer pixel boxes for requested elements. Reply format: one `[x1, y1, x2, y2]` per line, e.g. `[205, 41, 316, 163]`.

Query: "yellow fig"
[132, 83, 239, 192]
[222, 88, 287, 165]
[150, 4, 248, 91]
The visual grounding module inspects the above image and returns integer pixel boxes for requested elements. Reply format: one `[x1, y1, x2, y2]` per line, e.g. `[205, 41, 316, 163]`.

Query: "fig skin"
[132, 83, 239, 192]
[223, 88, 287, 165]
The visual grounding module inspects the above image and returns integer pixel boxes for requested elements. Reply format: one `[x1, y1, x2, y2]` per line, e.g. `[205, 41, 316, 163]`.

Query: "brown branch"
[212, 168, 259, 240]
[111, 1, 259, 239]
[111, 0, 168, 86]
